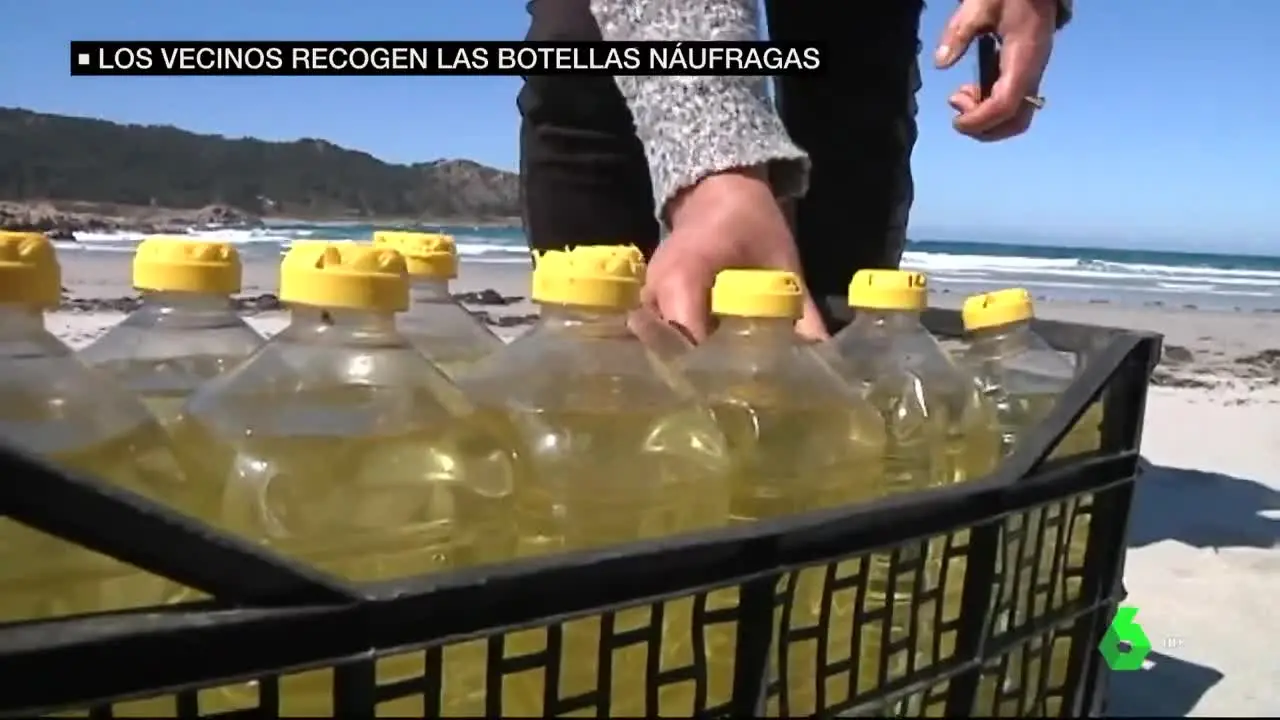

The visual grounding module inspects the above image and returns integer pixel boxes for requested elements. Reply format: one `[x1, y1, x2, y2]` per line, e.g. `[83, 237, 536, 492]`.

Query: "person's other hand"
[643, 168, 828, 343]
[935, 0, 1057, 142]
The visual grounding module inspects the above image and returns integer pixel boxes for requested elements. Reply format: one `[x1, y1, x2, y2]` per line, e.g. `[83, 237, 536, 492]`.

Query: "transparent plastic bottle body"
[0, 306, 192, 624]
[400, 277, 504, 379]
[827, 307, 1001, 704]
[832, 311, 1000, 491]
[459, 305, 731, 717]
[961, 318, 1101, 712]
[79, 291, 265, 430]
[963, 321, 1100, 460]
[172, 306, 520, 716]
[680, 315, 886, 716]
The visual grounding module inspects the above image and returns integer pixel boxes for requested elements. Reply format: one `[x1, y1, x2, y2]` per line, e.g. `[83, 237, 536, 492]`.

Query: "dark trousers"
[519, 0, 924, 328]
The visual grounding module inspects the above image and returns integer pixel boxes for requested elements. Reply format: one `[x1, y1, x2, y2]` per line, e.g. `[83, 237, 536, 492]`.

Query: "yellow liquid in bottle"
[856, 380, 948, 713]
[0, 420, 190, 624]
[169, 392, 519, 717]
[3, 420, 195, 719]
[943, 405, 1002, 717]
[702, 397, 883, 718]
[853, 381, 1002, 717]
[981, 392, 1102, 715]
[499, 405, 729, 717]
[829, 311, 1003, 716]
[138, 392, 188, 431]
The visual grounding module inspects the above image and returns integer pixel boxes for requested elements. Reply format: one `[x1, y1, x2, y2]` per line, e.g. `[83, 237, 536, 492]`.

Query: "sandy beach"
[48, 250, 1280, 717]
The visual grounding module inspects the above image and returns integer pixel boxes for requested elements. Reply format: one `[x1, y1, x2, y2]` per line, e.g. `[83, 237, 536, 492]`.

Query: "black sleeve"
[517, 0, 660, 258]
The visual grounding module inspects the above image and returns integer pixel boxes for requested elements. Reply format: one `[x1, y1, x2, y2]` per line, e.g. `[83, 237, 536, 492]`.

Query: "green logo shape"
[1099, 606, 1152, 671]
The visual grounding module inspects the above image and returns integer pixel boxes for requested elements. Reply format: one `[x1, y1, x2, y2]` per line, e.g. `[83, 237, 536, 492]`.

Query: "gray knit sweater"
[587, 0, 810, 224]
[587, 0, 1073, 225]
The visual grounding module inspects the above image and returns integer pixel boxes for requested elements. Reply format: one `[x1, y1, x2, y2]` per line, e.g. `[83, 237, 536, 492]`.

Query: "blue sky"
[4, 0, 1278, 255]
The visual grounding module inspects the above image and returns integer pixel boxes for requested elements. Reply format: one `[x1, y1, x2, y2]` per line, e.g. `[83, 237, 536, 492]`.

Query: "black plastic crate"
[0, 306, 1160, 718]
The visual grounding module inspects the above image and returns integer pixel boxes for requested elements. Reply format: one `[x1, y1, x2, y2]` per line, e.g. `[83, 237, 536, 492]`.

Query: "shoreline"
[17, 211, 1280, 318]
[49, 251, 1280, 400]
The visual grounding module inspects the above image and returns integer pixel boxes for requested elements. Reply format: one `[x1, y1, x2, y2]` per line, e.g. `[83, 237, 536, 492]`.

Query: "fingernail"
[935, 45, 953, 65]
[667, 320, 699, 345]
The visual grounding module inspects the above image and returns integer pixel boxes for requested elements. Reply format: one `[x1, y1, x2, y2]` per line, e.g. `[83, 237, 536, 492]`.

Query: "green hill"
[0, 106, 519, 222]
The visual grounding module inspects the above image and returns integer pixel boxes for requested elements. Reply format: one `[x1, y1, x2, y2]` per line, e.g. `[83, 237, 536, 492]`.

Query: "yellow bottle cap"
[531, 245, 643, 310]
[555, 245, 649, 289]
[529, 248, 566, 301]
[962, 287, 1035, 331]
[0, 231, 60, 309]
[132, 236, 242, 295]
[372, 231, 458, 280]
[711, 268, 803, 319]
[847, 269, 928, 311]
[279, 241, 408, 313]
[569, 243, 646, 269]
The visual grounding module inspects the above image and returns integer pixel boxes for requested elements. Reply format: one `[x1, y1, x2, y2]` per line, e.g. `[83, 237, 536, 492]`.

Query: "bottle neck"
[287, 305, 403, 344]
[968, 320, 1036, 355]
[714, 315, 797, 339]
[851, 308, 924, 331]
[0, 305, 47, 334]
[130, 290, 239, 329]
[539, 303, 632, 333]
[140, 290, 231, 309]
[0, 305, 56, 358]
[408, 277, 451, 303]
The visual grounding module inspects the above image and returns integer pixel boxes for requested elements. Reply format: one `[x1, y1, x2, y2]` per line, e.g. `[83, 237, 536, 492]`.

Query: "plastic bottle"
[370, 230, 503, 378]
[555, 244, 693, 364]
[824, 269, 1001, 709]
[0, 231, 190, 624]
[458, 246, 731, 716]
[78, 236, 265, 431]
[678, 269, 886, 715]
[960, 287, 1101, 713]
[961, 288, 1099, 459]
[169, 242, 519, 716]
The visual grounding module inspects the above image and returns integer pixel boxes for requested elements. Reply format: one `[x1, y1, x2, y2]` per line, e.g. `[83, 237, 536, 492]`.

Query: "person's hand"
[935, 0, 1057, 142]
[642, 168, 828, 343]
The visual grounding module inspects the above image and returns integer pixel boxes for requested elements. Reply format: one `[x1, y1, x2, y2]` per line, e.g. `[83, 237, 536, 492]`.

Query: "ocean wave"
[903, 252, 1280, 291]
[932, 275, 1274, 298]
[60, 227, 529, 259]
[906, 251, 1280, 279]
[47, 226, 1280, 306]
[904, 250, 1081, 271]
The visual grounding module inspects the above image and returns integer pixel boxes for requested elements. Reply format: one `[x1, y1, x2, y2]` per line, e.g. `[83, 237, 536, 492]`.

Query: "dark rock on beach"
[1150, 368, 1217, 389]
[487, 313, 540, 328]
[453, 289, 524, 306]
[467, 309, 538, 328]
[61, 292, 284, 315]
[59, 296, 140, 313]
[1161, 344, 1195, 365]
[1235, 348, 1280, 370]
[234, 293, 285, 314]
